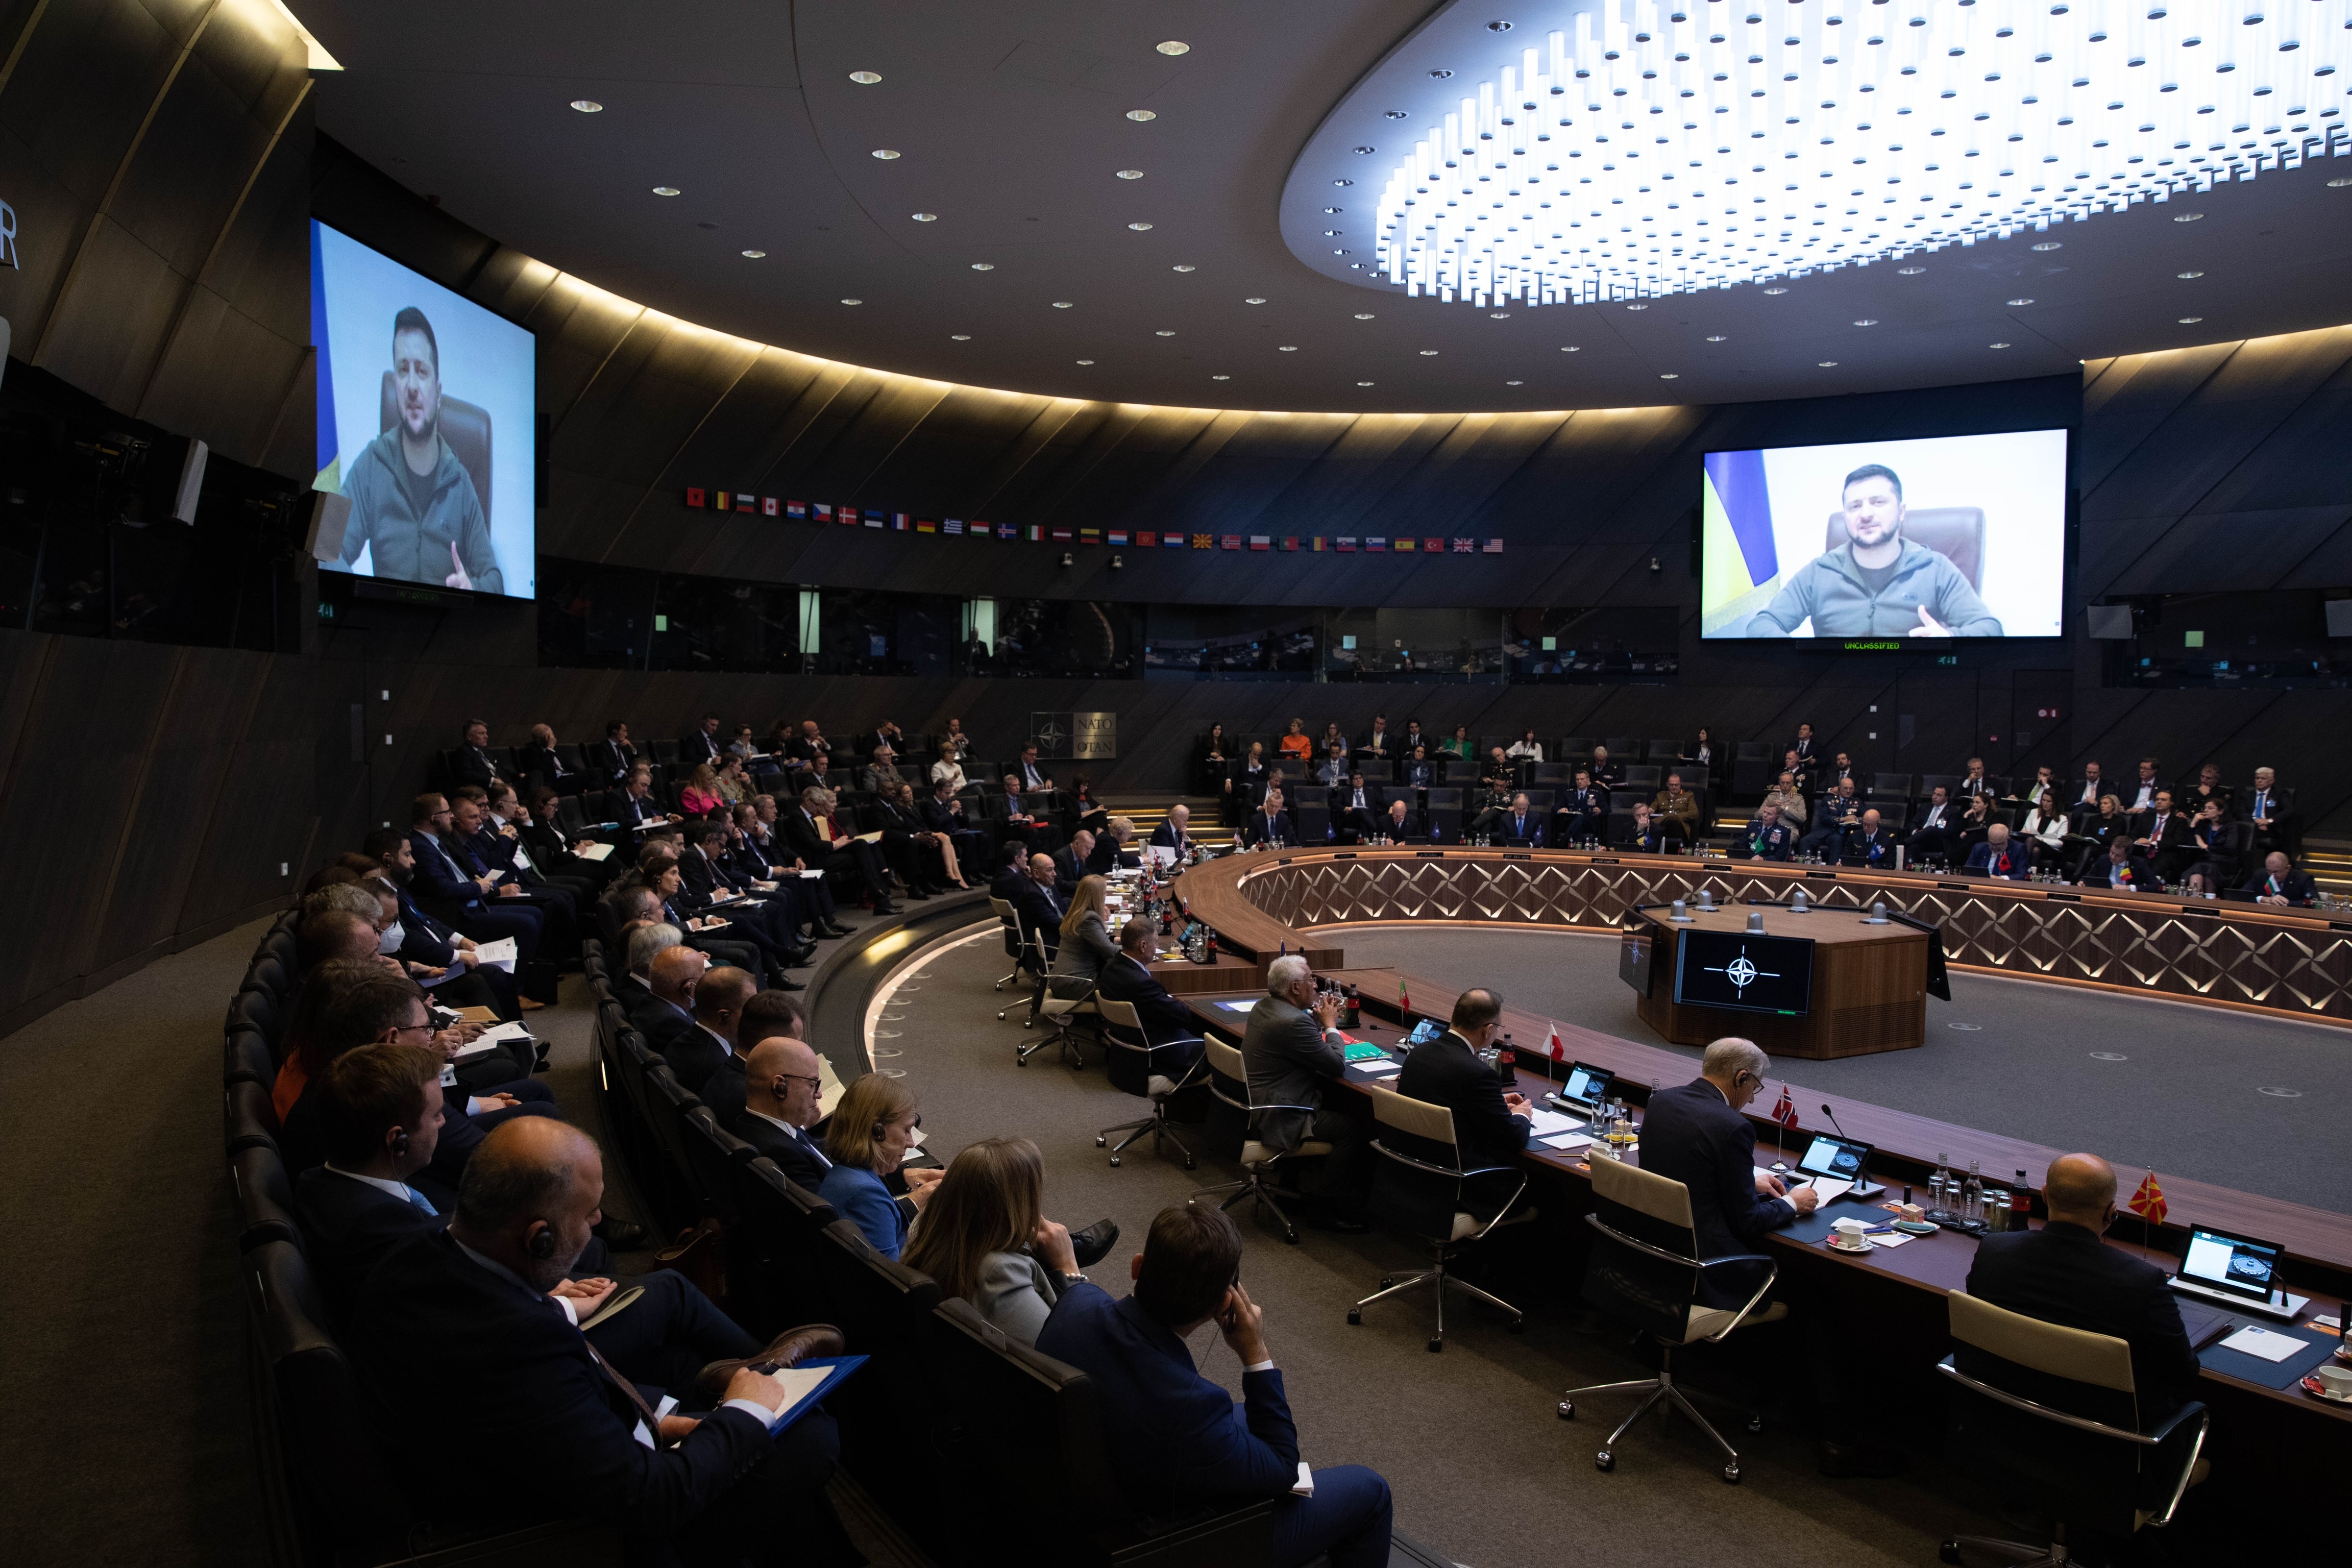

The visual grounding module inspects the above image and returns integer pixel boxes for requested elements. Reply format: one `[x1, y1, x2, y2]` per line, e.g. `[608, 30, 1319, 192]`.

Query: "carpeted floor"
[864, 922, 2027, 1568]
[1325, 924, 2352, 1214]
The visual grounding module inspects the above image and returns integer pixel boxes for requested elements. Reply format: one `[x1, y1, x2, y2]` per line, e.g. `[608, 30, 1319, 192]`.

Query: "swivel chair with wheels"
[1023, 986, 1097, 1068]
[1093, 997, 1204, 1170]
[991, 895, 1048, 1023]
[1191, 1037, 1326, 1244]
[1556, 1155, 1784, 1483]
[1934, 1290, 2209, 1567]
[1346, 1083, 1531, 1353]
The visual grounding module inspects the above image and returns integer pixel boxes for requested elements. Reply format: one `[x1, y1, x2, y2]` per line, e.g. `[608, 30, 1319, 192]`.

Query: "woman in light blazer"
[818, 1073, 939, 1260]
[1049, 874, 1117, 1000]
[901, 1136, 1085, 1348]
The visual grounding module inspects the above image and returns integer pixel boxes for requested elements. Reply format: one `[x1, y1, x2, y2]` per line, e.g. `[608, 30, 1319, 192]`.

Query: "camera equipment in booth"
[678, 490, 1507, 561]
[1028, 713, 1117, 762]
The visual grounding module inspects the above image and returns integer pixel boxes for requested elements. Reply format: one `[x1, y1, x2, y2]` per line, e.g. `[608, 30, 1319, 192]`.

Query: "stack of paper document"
[473, 937, 520, 973]
[573, 842, 614, 862]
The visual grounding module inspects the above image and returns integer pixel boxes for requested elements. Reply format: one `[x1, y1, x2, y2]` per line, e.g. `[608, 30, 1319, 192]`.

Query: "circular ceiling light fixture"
[1278, 345, 1299, 352]
[912, 212, 937, 222]
[1127, 109, 1157, 122]
[848, 70, 881, 84]
[1898, 266, 1927, 275]
[1705, 334, 1727, 341]
[741, 249, 765, 258]
[1128, 222, 1155, 230]
[2179, 315, 2205, 323]
[1853, 318, 1879, 327]
[841, 298, 862, 305]
[1172, 264, 1197, 272]
[951, 333, 970, 340]
[970, 262, 994, 271]
[1506, 379, 1524, 385]
[1155, 40, 1189, 56]
[1358, 380, 1376, 385]
[652, 186, 679, 196]
[1489, 310, 1510, 318]
[2177, 270, 2205, 278]
[1117, 169, 1144, 180]
[1052, 301, 1074, 308]
[1244, 296, 1267, 304]
[1561, 345, 1581, 352]
[1763, 287, 1789, 296]
[1386, 110, 1409, 119]
[1428, 68, 1454, 79]
[1355, 313, 1377, 319]
[2031, 240, 2063, 251]
[1212, 373, 1231, 380]
[1989, 340, 2012, 348]
[1156, 329, 1175, 336]
[1659, 373, 1679, 379]
[1818, 360, 1839, 367]
[2007, 298, 2036, 306]
[2331, 176, 2352, 187]
[1076, 359, 1095, 364]
[1354, 10, 2346, 309]
[569, 99, 602, 112]
[1624, 303, 1648, 311]
[872, 149, 900, 160]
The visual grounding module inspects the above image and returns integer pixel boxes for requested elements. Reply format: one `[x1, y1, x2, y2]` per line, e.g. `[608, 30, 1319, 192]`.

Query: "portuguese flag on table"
[1397, 974, 1411, 1015]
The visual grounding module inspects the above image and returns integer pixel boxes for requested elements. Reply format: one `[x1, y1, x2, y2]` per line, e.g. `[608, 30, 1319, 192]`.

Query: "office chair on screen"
[1934, 1291, 2209, 1567]
[1347, 1084, 1531, 1353]
[1192, 1037, 1327, 1244]
[1558, 1156, 1785, 1483]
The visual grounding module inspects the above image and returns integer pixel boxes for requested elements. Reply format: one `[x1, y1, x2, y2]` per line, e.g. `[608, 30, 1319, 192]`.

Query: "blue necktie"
[405, 1186, 437, 1216]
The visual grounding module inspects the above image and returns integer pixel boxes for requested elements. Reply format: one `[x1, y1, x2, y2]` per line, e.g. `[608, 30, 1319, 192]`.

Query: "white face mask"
[378, 921, 405, 955]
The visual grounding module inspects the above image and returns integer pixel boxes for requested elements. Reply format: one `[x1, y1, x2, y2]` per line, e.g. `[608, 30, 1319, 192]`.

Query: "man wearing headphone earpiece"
[1633, 1037, 1818, 1309]
[350, 1117, 863, 1562]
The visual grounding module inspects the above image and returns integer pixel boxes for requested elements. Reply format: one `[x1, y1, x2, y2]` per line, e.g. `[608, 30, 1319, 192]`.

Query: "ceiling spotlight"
[1428, 68, 1454, 79]
[2173, 212, 2205, 222]
[1358, 380, 1376, 385]
[1278, 345, 1298, 352]
[1117, 169, 1144, 180]
[1212, 374, 1231, 380]
[1705, 334, 1728, 341]
[1561, 345, 1581, 352]
[652, 186, 680, 196]
[1763, 287, 1789, 296]
[1332, 179, 1354, 186]
[1898, 266, 1927, 275]
[1244, 297, 1267, 304]
[1075, 359, 1095, 365]
[1989, 341, 2012, 348]
[569, 99, 603, 112]
[1489, 311, 1510, 318]
[1487, 19, 1513, 31]
[849, 70, 881, 84]
[1660, 373, 1680, 379]
[1128, 109, 1158, 122]
[951, 334, 971, 340]
[1625, 303, 1649, 311]
[2332, 177, 2352, 187]
[1052, 301, 1074, 308]
[1506, 379, 1525, 385]
[1155, 40, 1189, 55]
[970, 262, 995, 271]
[1128, 222, 1154, 231]
[912, 212, 937, 222]
[1853, 318, 1879, 327]
[1354, 145, 1376, 154]
[1354, 313, 1376, 320]
[741, 249, 766, 258]
[1324, 207, 1343, 214]
[1385, 110, 1409, 119]
[872, 149, 900, 160]
[2031, 241, 2063, 251]
[2176, 270, 2204, 278]
[1156, 330, 1175, 336]
[2178, 315, 2204, 323]
[1172, 264, 1197, 272]
[2007, 298, 2035, 306]
[842, 298, 863, 305]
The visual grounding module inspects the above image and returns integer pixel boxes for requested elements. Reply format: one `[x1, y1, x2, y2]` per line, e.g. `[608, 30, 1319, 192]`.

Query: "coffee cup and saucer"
[2301, 1363, 2352, 1404]
[1827, 1218, 1874, 1254]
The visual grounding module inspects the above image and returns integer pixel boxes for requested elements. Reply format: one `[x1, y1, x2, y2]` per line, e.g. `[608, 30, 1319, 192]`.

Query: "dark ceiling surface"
[298, 0, 2352, 413]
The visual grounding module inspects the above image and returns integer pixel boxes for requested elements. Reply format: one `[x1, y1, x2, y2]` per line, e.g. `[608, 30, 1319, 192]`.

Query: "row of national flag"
[680, 489, 1503, 554]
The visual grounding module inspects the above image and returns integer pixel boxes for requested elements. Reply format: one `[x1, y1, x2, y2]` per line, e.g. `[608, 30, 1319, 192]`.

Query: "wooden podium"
[1629, 904, 1928, 1059]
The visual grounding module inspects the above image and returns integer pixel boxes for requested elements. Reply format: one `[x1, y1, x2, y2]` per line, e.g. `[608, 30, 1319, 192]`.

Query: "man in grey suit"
[1239, 955, 1371, 1230]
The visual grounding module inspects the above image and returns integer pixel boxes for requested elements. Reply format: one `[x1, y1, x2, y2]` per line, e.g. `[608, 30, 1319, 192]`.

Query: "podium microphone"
[1820, 1103, 1885, 1199]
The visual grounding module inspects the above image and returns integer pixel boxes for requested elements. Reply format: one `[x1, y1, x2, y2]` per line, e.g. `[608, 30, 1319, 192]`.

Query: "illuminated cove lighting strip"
[1376, 0, 2350, 306]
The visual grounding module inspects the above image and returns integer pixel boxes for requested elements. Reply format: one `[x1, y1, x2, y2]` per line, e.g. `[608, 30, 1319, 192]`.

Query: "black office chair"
[1935, 1290, 2209, 1567]
[1348, 1084, 1531, 1353]
[1557, 1156, 1785, 1483]
[1191, 1037, 1325, 1244]
[1095, 998, 1206, 1170]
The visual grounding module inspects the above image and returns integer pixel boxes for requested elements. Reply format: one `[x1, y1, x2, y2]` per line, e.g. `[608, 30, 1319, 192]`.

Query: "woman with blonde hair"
[1087, 815, 1138, 874]
[818, 1073, 939, 1260]
[1049, 873, 1117, 999]
[901, 1136, 1090, 1345]
[678, 762, 724, 816]
[1278, 717, 1313, 760]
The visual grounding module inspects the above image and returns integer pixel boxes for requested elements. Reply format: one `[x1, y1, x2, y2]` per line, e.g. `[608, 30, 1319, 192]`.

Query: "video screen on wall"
[1699, 428, 2068, 640]
[310, 220, 535, 600]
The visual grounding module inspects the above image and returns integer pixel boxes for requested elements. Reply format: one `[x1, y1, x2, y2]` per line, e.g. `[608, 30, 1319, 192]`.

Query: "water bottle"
[1964, 1160, 1983, 1222]
[1930, 1152, 1952, 1219]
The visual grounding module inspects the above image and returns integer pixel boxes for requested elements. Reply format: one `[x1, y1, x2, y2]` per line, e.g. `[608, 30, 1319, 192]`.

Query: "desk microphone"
[1819, 1104, 1885, 1199]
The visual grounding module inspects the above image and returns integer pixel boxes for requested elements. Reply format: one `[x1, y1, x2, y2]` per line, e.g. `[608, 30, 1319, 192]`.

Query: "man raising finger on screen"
[1746, 463, 1999, 638]
[338, 306, 503, 595]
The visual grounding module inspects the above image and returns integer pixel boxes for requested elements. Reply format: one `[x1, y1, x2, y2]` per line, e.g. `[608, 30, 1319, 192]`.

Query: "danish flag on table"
[1770, 1085, 1800, 1129]
[1545, 1021, 1565, 1062]
[2126, 1170, 2167, 1224]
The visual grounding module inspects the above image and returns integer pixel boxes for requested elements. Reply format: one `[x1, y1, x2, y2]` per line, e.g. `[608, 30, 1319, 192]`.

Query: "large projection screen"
[311, 220, 535, 600]
[1700, 428, 2068, 641]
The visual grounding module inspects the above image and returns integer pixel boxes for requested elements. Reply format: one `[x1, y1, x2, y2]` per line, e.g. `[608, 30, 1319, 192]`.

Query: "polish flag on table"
[1545, 1021, 1565, 1062]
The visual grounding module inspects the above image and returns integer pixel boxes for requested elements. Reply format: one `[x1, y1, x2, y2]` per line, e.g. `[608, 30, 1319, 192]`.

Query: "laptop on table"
[2168, 1224, 2308, 1322]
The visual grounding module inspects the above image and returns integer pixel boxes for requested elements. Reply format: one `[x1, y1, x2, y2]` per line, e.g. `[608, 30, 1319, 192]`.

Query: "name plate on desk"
[1806, 870, 1839, 880]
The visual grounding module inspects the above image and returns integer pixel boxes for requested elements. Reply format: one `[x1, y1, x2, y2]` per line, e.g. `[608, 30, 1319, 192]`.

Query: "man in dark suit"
[1963, 823, 2033, 880]
[518, 724, 579, 796]
[1842, 808, 1896, 870]
[364, 830, 526, 1016]
[1098, 919, 1205, 1071]
[1036, 1204, 1392, 1568]
[1393, 988, 1530, 1223]
[1148, 802, 1197, 859]
[519, 787, 612, 893]
[986, 841, 1032, 905]
[680, 712, 726, 770]
[2243, 851, 2318, 906]
[483, 783, 600, 908]
[2132, 790, 2194, 885]
[451, 791, 578, 963]
[1789, 723, 1818, 781]
[1586, 746, 1621, 790]
[450, 720, 501, 792]
[345, 1118, 859, 1565]
[2084, 837, 2160, 892]
[730, 1034, 834, 1192]
[1052, 829, 1096, 895]
[1357, 715, 1393, 760]
[638, 945, 707, 1060]
[680, 823, 815, 958]
[589, 720, 639, 784]
[1616, 800, 1668, 853]
[1799, 779, 1860, 859]
[1015, 744, 1056, 792]
[2241, 767, 2291, 857]
[1245, 787, 1297, 849]
[923, 777, 992, 871]
[663, 964, 754, 1095]
[1376, 796, 1421, 843]
[1240, 956, 1369, 1229]
[614, 768, 681, 840]
[293, 1041, 461, 1315]
[1008, 852, 1067, 967]
[405, 794, 544, 958]
[777, 787, 898, 914]
[1330, 774, 1379, 844]
[1637, 1038, 1817, 1308]
[1553, 769, 1604, 844]
[1908, 785, 1958, 863]
[1963, 1153, 2202, 1424]
[1493, 792, 1544, 847]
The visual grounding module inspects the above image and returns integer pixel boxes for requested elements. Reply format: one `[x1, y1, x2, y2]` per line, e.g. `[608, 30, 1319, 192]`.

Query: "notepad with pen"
[754, 1355, 868, 1435]
[1341, 1041, 1389, 1063]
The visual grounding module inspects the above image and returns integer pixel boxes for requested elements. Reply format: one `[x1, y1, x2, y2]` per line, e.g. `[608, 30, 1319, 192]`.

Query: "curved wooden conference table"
[1157, 844, 2352, 1471]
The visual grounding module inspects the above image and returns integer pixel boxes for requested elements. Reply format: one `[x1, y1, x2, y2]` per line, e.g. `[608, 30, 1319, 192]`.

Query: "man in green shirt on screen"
[1746, 463, 1998, 638]
[338, 306, 503, 595]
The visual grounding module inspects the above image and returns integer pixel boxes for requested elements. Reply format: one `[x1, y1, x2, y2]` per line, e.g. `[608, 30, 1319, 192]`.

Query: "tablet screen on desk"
[1797, 1134, 1868, 1182]
[1561, 1063, 1612, 1108]
[2180, 1226, 2282, 1302]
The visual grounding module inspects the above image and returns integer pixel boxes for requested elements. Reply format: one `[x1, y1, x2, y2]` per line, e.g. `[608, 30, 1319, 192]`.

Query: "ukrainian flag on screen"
[1700, 449, 1778, 637]
[310, 220, 339, 495]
